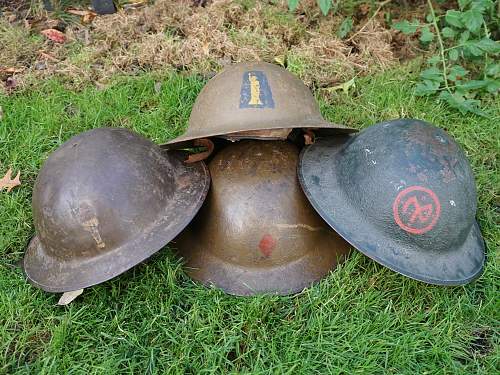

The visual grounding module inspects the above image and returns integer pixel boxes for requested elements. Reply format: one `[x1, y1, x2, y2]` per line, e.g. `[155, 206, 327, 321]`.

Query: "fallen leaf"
[274, 55, 286, 67]
[0, 106, 3, 121]
[83, 13, 96, 23]
[0, 168, 21, 192]
[327, 78, 356, 94]
[0, 67, 25, 74]
[67, 9, 97, 24]
[66, 9, 91, 16]
[57, 289, 84, 305]
[41, 29, 66, 43]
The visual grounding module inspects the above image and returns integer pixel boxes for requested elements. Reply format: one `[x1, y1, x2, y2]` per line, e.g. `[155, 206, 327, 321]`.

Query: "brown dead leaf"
[0, 106, 3, 122]
[83, 13, 96, 24]
[67, 9, 91, 16]
[67, 9, 97, 24]
[0, 67, 25, 74]
[41, 29, 66, 43]
[0, 168, 21, 192]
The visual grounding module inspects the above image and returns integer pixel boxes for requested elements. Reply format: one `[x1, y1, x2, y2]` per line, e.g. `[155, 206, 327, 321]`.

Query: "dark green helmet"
[298, 119, 485, 285]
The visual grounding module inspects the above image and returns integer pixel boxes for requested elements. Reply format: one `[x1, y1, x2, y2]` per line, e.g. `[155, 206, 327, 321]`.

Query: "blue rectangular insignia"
[239, 71, 275, 109]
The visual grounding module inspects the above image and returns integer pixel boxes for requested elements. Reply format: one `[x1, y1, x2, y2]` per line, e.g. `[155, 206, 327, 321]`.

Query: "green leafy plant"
[393, 0, 499, 116]
[288, 0, 338, 16]
[337, 17, 354, 38]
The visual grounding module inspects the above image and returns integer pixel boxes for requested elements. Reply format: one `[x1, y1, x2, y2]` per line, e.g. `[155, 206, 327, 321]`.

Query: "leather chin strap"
[185, 138, 215, 163]
[303, 129, 316, 145]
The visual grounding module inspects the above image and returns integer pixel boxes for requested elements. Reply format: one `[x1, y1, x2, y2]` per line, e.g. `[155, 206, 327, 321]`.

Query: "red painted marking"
[258, 234, 276, 257]
[393, 186, 441, 235]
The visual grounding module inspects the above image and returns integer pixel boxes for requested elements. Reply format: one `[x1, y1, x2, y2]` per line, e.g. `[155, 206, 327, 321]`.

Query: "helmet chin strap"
[185, 138, 215, 163]
[303, 129, 316, 145]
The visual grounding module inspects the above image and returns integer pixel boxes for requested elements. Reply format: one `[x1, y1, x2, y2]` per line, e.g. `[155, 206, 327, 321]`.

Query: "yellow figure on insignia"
[248, 73, 263, 106]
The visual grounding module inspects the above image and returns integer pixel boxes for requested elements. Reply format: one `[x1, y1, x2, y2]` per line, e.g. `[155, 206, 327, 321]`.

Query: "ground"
[1, 0, 424, 92]
[0, 1, 499, 374]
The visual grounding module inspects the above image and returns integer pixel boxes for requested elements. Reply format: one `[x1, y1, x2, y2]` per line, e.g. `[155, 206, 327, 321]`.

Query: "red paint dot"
[258, 234, 276, 257]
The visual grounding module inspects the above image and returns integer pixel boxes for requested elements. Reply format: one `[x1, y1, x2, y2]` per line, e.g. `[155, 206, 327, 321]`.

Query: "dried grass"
[0, 0, 398, 90]
[0, 19, 43, 70]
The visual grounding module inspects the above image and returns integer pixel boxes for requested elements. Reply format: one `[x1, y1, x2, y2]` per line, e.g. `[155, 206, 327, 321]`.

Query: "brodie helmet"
[164, 62, 355, 147]
[24, 128, 210, 292]
[298, 119, 485, 285]
[173, 140, 351, 296]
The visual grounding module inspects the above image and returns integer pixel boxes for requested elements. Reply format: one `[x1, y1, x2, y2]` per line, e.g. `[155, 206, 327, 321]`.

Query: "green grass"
[0, 65, 498, 374]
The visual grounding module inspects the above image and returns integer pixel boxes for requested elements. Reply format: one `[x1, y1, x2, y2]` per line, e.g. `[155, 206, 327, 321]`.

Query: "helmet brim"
[298, 136, 485, 286]
[23, 151, 211, 293]
[172, 225, 350, 296]
[161, 119, 357, 149]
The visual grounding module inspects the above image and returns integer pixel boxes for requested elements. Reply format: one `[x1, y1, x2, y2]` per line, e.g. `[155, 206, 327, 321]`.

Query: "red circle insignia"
[393, 186, 441, 235]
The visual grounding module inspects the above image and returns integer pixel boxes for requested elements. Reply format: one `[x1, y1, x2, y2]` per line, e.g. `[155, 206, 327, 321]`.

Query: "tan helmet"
[164, 62, 355, 147]
[24, 127, 210, 292]
[173, 140, 351, 295]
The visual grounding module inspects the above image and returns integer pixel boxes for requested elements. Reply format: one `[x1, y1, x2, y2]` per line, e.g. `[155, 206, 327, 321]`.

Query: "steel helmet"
[164, 62, 355, 147]
[173, 140, 351, 295]
[298, 119, 485, 285]
[24, 127, 210, 292]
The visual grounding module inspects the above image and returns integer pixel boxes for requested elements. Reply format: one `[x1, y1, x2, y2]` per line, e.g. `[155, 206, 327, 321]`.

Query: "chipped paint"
[82, 217, 106, 248]
[276, 223, 324, 232]
[258, 234, 276, 257]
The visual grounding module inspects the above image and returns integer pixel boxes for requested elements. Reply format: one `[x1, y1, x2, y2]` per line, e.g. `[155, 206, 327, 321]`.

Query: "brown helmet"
[24, 127, 210, 293]
[164, 62, 355, 147]
[173, 140, 351, 295]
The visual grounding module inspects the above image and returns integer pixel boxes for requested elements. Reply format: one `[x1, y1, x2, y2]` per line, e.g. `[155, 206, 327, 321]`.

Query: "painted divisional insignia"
[393, 185, 441, 235]
[239, 71, 275, 109]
